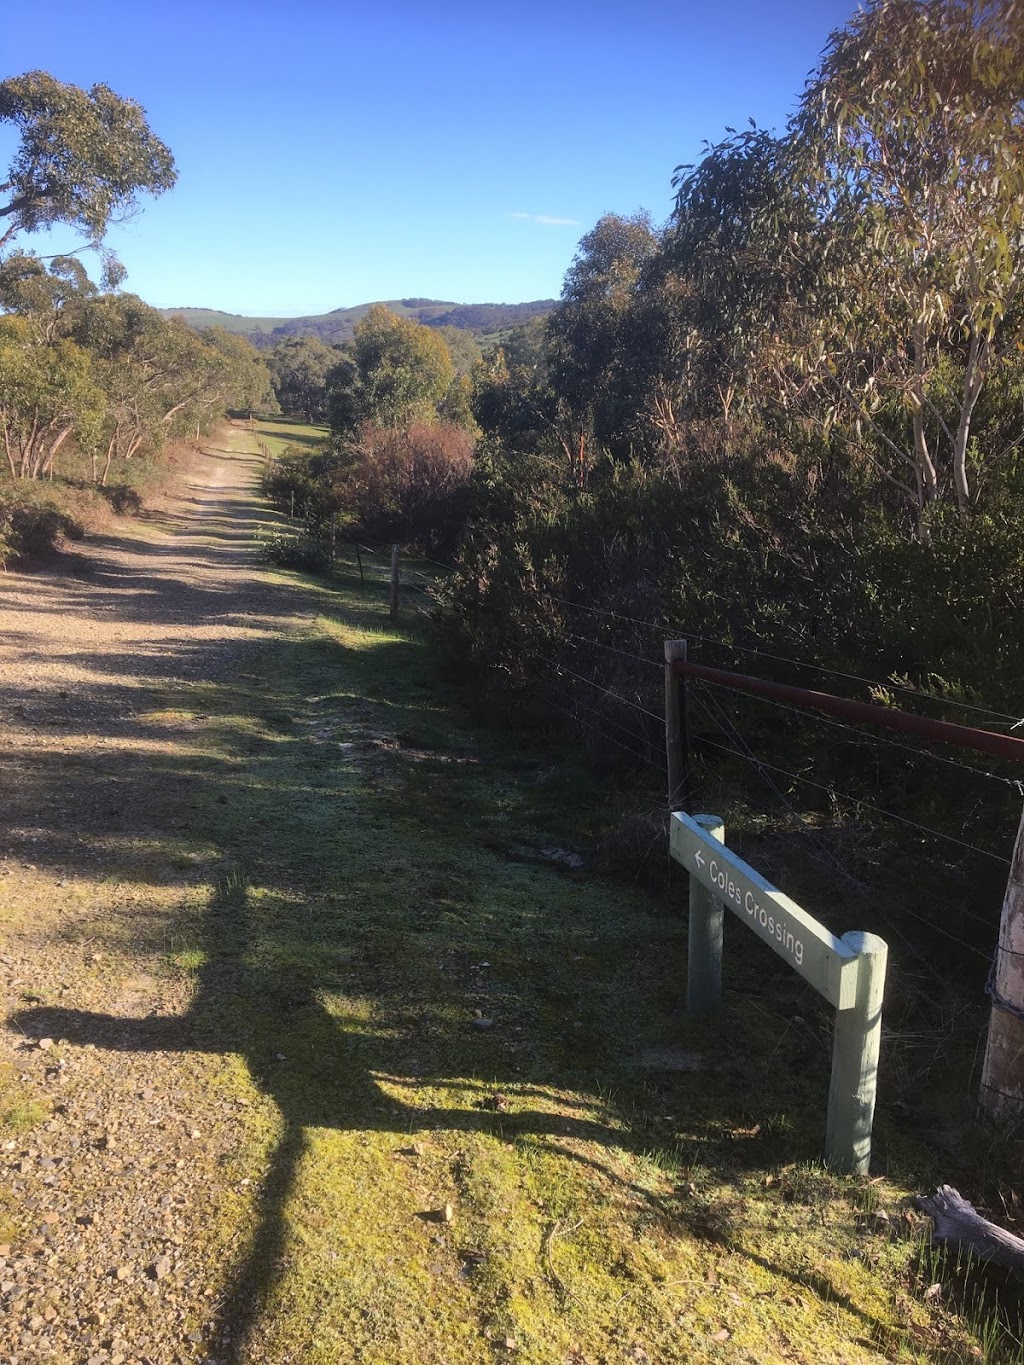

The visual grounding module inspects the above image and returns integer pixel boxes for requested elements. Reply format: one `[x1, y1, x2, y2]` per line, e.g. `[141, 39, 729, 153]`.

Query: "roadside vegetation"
[0, 72, 275, 565]
[254, 5, 1024, 1349]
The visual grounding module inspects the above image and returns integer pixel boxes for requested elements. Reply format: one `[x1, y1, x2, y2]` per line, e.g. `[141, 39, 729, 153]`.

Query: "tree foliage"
[0, 71, 176, 254]
[327, 305, 457, 434]
[789, 0, 1024, 514]
[0, 255, 274, 484]
[433, 0, 1024, 796]
[268, 335, 338, 422]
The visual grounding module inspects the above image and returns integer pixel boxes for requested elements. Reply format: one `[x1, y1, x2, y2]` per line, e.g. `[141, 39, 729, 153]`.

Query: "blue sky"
[3, 0, 854, 316]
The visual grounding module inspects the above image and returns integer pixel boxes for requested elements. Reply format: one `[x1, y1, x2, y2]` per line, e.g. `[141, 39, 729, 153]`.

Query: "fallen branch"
[544, 1217, 583, 1305]
[915, 1185, 1024, 1276]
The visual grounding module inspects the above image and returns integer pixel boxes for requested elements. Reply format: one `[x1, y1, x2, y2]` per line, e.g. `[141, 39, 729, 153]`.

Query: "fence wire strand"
[691, 687, 992, 971]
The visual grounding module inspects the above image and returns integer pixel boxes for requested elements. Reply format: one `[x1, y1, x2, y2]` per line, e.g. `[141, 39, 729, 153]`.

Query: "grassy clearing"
[116, 519, 1010, 1362]
[250, 414, 329, 459]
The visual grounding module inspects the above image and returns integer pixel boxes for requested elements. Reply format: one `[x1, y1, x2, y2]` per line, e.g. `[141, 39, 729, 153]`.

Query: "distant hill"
[159, 298, 558, 349]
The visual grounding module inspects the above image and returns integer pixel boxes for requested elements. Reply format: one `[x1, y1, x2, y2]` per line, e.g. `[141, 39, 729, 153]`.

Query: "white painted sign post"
[671, 811, 888, 1175]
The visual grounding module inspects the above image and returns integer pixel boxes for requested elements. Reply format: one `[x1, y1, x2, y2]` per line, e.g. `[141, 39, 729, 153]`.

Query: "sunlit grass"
[143, 525, 990, 1364]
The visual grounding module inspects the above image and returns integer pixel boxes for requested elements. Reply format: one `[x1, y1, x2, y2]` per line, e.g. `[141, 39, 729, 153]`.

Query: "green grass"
[250, 414, 329, 459]
[107, 503, 1006, 1364]
[0, 1065, 49, 1136]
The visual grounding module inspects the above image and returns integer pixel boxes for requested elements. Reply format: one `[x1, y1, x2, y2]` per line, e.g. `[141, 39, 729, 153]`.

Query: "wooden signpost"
[671, 811, 888, 1175]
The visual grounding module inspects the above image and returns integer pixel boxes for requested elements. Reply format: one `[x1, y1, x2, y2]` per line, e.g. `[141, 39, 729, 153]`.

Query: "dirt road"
[0, 430, 310, 1364]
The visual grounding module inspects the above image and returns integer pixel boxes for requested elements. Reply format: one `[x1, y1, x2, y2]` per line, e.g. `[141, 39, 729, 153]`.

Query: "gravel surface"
[0, 433, 305, 1364]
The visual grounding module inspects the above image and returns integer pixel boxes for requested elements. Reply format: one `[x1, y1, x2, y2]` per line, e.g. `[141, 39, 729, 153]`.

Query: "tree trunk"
[951, 332, 988, 517]
[980, 806, 1024, 1120]
[40, 426, 74, 481]
[101, 434, 117, 488]
[21, 417, 39, 478]
[915, 1186, 1024, 1276]
[912, 408, 938, 506]
[2, 425, 16, 479]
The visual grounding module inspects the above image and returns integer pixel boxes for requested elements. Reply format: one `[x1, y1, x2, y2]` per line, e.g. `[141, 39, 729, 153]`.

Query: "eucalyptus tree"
[327, 305, 455, 435]
[546, 212, 659, 466]
[0, 251, 99, 341]
[0, 71, 175, 259]
[790, 0, 1024, 515]
[0, 315, 103, 479]
[267, 334, 337, 422]
[193, 327, 276, 432]
[669, 127, 816, 441]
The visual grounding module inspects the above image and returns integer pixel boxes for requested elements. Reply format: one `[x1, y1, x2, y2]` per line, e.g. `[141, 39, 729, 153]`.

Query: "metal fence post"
[688, 813, 725, 1014]
[825, 931, 888, 1174]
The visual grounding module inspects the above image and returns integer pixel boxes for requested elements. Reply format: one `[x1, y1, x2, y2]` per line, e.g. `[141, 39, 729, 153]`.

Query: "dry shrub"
[598, 807, 669, 887]
[337, 421, 474, 555]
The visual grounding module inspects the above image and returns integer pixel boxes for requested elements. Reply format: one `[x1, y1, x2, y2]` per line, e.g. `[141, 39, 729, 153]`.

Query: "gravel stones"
[0, 445, 286, 1363]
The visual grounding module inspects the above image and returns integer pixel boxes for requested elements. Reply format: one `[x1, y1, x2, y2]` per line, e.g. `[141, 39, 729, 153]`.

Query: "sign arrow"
[694, 850, 705, 870]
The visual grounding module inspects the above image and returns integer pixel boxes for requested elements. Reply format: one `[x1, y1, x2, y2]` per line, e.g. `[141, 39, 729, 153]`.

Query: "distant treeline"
[163, 299, 559, 351]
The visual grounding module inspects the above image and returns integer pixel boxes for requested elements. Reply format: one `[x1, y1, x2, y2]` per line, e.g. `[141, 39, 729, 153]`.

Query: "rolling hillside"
[160, 297, 557, 348]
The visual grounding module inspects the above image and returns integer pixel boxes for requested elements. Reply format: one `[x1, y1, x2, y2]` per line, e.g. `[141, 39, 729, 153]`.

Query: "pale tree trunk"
[980, 806, 1024, 1121]
[40, 426, 74, 480]
[911, 408, 938, 506]
[2, 425, 15, 479]
[101, 434, 117, 487]
[951, 331, 989, 516]
[910, 320, 938, 508]
[20, 418, 39, 478]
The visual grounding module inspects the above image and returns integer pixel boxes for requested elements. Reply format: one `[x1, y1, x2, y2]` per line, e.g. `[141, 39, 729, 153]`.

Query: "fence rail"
[670, 658, 1024, 763]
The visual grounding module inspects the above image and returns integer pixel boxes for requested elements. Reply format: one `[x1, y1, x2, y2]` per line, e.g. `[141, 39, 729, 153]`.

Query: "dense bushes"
[257, 532, 332, 574]
[261, 422, 474, 560]
[0, 488, 84, 567]
[423, 1, 1024, 880]
[333, 422, 473, 556]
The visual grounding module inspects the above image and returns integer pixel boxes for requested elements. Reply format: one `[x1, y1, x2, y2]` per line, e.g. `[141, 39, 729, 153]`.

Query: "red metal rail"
[672, 659, 1024, 764]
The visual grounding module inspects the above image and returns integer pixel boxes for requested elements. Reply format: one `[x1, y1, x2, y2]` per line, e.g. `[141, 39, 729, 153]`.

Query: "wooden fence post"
[389, 544, 401, 621]
[687, 813, 725, 1014]
[665, 639, 688, 812]
[826, 931, 887, 1174]
[330, 513, 337, 561]
[980, 805, 1024, 1121]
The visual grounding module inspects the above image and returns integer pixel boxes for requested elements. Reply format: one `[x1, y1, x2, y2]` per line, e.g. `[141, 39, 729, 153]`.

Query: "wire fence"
[318, 534, 1021, 994]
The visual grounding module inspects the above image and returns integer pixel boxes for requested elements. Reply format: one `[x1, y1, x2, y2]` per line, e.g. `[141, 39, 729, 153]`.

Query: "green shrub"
[257, 533, 331, 574]
[98, 482, 143, 515]
[0, 491, 84, 567]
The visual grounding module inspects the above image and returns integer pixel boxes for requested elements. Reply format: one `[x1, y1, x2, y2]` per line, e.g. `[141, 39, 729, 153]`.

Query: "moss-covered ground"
[146, 548, 992, 1358]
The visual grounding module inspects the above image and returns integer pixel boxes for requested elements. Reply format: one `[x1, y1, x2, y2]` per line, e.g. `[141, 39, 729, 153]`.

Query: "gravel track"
[0, 431, 309, 1365]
